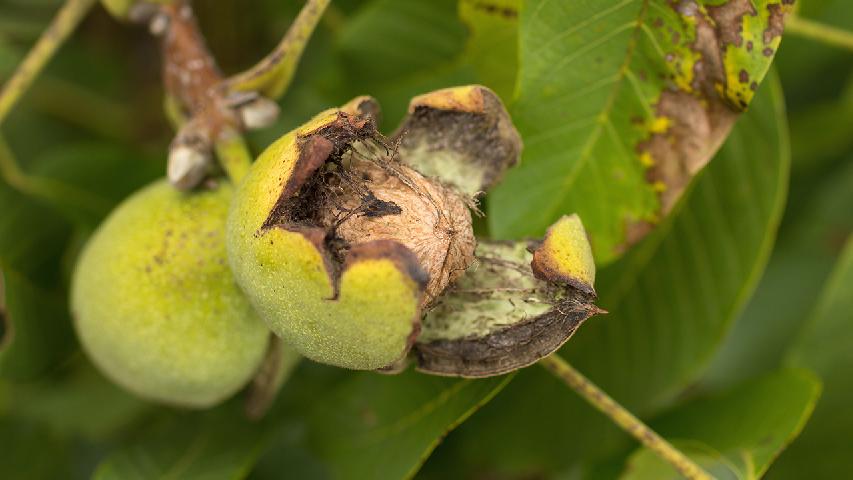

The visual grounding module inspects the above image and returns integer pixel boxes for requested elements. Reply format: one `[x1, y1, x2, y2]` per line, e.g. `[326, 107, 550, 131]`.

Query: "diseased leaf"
[306, 368, 511, 480]
[490, 0, 794, 263]
[770, 237, 853, 479]
[619, 369, 820, 480]
[445, 72, 790, 475]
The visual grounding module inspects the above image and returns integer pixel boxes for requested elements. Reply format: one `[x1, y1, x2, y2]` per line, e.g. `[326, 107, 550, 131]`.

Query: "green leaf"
[701, 157, 853, 391]
[93, 404, 268, 480]
[0, 360, 150, 440]
[0, 184, 75, 379]
[619, 369, 820, 480]
[458, 0, 520, 101]
[0, 268, 73, 380]
[29, 142, 162, 228]
[306, 368, 512, 480]
[490, 0, 793, 264]
[0, 418, 72, 480]
[445, 72, 790, 474]
[770, 237, 853, 479]
[334, 0, 476, 125]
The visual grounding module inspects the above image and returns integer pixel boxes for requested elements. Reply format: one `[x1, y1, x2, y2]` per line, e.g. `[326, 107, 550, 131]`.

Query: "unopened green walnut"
[72, 180, 269, 408]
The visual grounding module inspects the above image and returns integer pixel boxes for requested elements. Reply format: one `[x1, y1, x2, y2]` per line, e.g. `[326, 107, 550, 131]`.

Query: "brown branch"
[149, 0, 278, 189]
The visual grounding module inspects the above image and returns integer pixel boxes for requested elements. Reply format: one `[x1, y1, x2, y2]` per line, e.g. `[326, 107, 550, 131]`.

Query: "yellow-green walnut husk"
[72, 180, 269, 408]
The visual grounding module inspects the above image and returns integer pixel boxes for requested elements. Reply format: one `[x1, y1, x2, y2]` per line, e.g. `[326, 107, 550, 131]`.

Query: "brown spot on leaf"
[638, 90, 736, 217]
[764, 3, 786, 44]
[624, 0, 790, 252]
[467, 0, 518, 19]
[706, 0, 757, 48]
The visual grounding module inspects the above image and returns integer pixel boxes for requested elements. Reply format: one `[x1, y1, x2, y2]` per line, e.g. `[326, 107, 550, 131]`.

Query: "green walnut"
[71, 180, 269, 408]
[228, 86, 602, 376]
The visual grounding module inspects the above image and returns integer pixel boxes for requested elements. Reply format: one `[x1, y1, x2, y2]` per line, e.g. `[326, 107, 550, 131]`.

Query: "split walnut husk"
[226, 85, 603, 376]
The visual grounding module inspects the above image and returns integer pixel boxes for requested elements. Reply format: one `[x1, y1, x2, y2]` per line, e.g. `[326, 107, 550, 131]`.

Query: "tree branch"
[539, 354, 712, 480]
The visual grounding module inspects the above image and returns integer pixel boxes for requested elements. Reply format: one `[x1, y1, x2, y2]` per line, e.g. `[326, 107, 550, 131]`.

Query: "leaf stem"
[539, 355, 712, 480]
[224, 0, 331, 99]
[786, 15, 853, 52]
[0, 0, 97, 125]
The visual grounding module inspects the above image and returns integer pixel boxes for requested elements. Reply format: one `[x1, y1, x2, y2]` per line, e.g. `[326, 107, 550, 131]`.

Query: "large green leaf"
[92, 365, 509, 480]
[304, 368, 511, 480]
[701, 157, 853, 390]
[444, 72, 790, 474]
[769, 237, 853, 479]
[619, 369, 820, 480]
[490, 0, 793, 263]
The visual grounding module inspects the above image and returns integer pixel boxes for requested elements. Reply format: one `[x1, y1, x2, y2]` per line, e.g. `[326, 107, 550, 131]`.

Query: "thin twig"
[0, 0, 97, 125]
[539, 354, 712, 480]
[786, 15, 853, 52]
[223, 0, 331, 99]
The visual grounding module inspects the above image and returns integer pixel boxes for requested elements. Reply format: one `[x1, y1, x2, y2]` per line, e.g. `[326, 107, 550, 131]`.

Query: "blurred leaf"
[769, 237, 853, 479]
[0, 183, 74, 379]
[306, 368, 512, 480]
[0, 418, 72, 480]
[334, 0, 475, 125]
[445, 72, 790, 474]
[0, 360, 150, 440]
[788, 73, 853, 172]
[337, 0, 466, 86]
[490, 0, 792, 263]
[619, 369, 820, 480]
[0, 268, 73, 380]
[775, 0, 853, 109]
[458, 0, 520, 101]
[93, 404, 267, 480]
[701, 158, 853, 391]
[30, 142, 162, 228]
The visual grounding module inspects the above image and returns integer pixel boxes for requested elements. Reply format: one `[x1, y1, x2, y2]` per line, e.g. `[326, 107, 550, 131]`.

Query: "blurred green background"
[0, 0, 850, 478]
